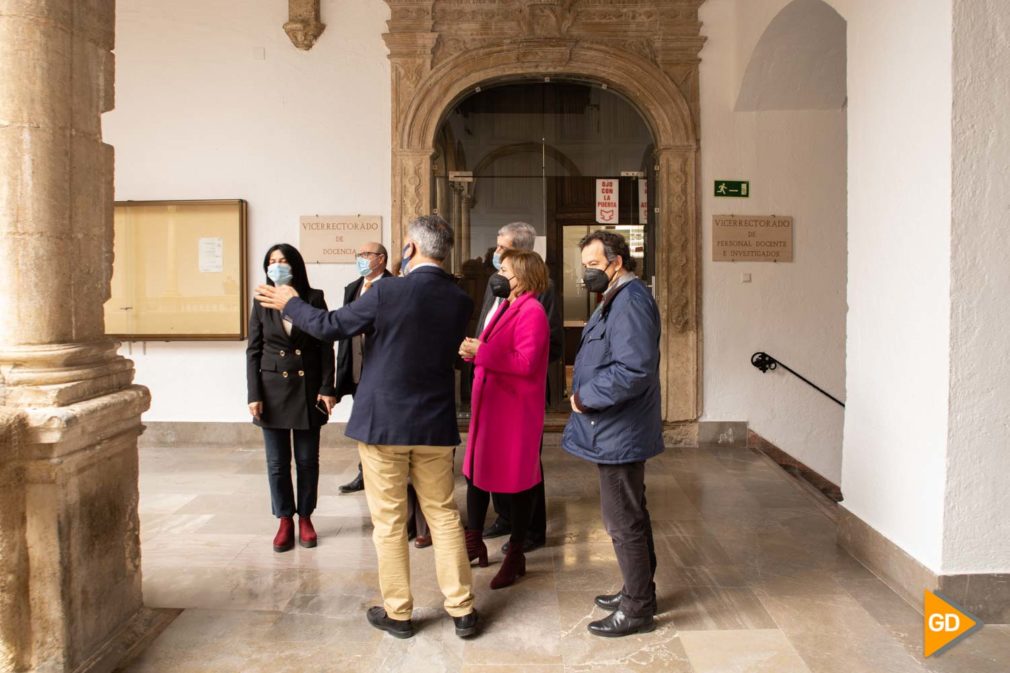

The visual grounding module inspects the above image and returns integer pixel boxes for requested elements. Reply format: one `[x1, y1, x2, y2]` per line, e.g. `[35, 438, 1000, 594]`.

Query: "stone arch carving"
[401, 44, 696, 152]
[385, 2, 705, 422]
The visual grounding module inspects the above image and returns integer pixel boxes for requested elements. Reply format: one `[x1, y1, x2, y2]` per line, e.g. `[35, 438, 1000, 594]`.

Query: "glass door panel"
[433, 81, 656, 416]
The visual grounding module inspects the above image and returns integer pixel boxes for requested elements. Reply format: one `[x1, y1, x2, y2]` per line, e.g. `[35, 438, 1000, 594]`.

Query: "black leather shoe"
[587, 609, 656, 638]
[366, 606, 413, 639]
[339, 471, 365, 494]
[594, 591, 623, 611]
[483, 518, 511, 538]
[501, 537, 546, 554]
[452, 610, 479, 638]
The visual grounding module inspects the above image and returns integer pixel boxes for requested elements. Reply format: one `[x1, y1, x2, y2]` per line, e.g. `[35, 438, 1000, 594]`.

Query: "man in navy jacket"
[255, 215, 479, 640]
[563, 230, 663, 638]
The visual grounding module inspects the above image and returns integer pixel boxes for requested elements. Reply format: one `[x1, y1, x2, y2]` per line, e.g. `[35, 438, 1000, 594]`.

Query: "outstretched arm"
[255, 284, 379, 342]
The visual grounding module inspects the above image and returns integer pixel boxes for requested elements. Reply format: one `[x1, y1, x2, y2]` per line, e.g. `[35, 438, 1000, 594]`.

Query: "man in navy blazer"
[255, 215, 478, 640]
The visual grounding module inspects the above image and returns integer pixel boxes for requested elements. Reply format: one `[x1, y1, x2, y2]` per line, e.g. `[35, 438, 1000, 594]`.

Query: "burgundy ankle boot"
[490, 546, 526, 589]
[273, 516, 295, 553]
[465, 529, 489, 567]
[299, 515, 317, 548]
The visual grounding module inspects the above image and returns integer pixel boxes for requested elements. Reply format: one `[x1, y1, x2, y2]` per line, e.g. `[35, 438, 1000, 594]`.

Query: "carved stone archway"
[384, 1, 706, 421]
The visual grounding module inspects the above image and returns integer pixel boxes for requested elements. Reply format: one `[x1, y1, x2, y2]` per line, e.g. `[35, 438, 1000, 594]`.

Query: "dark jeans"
[262, 427, 320, 518]
[491, 436, 546, 541]
[599, 461, 657, 618]
[467, 479, 534, 552]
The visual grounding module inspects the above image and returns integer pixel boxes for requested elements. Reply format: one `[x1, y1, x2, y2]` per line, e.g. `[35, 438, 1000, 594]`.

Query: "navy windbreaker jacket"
[562, 277, 664, 464]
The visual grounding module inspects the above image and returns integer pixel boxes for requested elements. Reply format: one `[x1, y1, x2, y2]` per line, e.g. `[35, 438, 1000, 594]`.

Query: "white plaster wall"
[699, 0, 847, 485]
[705, 0, 956, 572]
[943, 0, 1010, 573]
[105, 0, 392, 423]
[837, 0, 952, 573]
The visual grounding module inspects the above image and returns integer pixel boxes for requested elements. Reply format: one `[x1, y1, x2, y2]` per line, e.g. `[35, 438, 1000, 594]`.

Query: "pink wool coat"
[463, 292, 550, 493]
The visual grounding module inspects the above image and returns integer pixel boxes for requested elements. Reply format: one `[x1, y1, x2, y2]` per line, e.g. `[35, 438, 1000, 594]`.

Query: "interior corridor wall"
[837, 0, 952, 573]
[702, 0, 955, 573]
[105, 0, 392, 424]
[698, 0, 847, 485]
[943, 0, 1010, 574]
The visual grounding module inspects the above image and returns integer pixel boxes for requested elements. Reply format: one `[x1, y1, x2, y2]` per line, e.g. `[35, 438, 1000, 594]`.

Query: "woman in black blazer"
[246, 243, 336, 552]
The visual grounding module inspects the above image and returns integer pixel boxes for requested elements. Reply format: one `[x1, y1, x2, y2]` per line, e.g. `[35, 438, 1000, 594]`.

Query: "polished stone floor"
[124, 435, 1010, 672]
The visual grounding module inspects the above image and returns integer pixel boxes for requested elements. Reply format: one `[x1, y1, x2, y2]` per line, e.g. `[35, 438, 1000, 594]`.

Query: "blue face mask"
[492, 251, 503, 270]
[267, 263, 293, 286]
[400, 244, 413, 276]
[356, 256, 373, 277]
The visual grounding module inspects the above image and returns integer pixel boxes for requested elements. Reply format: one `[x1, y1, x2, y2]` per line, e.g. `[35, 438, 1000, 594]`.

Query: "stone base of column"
[0, 343, 158, 672]
[0, 408, 30, 672]
[72, 607, 181, 673]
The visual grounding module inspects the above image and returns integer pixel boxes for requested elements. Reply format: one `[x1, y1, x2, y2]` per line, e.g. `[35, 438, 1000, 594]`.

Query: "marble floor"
[123, 435, 1010, 673]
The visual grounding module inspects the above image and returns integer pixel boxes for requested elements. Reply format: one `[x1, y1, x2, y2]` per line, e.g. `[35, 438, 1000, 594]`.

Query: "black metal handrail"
[751, 352, 845, 408]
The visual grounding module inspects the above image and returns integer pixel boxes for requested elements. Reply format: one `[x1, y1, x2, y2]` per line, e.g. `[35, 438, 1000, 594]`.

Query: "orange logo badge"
[923, 591, 982, 657]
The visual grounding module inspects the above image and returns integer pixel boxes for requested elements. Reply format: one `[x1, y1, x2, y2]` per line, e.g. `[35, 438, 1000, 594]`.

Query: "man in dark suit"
[255, 214, 479, 640]
[336, 241, 392, 494]
[473, 222, 563, 552]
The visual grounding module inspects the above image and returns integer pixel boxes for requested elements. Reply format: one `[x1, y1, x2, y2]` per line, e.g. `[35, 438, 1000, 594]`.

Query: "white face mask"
[267, 263, 293, 286]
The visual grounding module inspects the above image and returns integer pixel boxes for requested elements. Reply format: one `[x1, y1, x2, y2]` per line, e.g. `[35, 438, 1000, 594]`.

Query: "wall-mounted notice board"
[104, 200, 248, 340]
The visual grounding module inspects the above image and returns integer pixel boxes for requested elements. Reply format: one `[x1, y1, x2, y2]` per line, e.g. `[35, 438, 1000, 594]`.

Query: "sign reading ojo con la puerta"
[299, 215, 383, 264]
[712, 215, 793, 262]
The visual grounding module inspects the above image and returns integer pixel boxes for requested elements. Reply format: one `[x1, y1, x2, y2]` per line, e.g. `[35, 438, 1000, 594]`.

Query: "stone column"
[654, 146, 701, 422]
[391, 148, 434, 253]
[383, 7, 438, 252]
[0, 1, 153, 671]
[0, 410, 28, 673]
[460, 188, 472, 264]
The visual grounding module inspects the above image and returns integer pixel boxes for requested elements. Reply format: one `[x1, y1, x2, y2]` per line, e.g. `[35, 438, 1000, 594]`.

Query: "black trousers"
[467, 479, 535, 552]
[491, 436, 546, 541]
[262, 427, 320, 518]
[598, 461, 657, 618]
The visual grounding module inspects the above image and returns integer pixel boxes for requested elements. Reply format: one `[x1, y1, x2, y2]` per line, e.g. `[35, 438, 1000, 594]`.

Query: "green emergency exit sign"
[715, 180, 749, 197]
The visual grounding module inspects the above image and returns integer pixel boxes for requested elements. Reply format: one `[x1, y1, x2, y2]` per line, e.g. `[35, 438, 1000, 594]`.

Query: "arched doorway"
[431, 80, 658, 412]
[385, 30, 705, 422]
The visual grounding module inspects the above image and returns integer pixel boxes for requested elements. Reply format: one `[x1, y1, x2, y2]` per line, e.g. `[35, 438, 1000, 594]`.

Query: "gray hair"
[407, 214, 454, 261]
[498, 221, 537, 251]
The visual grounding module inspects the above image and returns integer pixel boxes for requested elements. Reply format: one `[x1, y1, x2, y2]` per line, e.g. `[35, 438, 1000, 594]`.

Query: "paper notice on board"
[198, 237, 223, 272]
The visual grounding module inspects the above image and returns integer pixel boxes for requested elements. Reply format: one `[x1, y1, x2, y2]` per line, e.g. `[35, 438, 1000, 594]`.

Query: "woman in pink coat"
[458, 249, 550, 589]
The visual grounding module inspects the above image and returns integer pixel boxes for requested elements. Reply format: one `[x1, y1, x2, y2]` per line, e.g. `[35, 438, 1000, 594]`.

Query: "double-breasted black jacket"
[246, 289, 336, 430]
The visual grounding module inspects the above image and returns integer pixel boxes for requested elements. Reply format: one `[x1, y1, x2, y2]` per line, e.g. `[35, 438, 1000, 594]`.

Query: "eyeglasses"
[357, 252, 384, 259]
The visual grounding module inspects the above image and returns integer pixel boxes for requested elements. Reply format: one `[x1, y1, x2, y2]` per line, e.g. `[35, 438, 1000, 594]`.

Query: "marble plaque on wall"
[299, 215, 382, 264]
[713, 215, 794, 262]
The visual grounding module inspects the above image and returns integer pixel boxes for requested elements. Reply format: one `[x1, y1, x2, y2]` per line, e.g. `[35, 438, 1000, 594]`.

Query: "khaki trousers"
[357, 442, 474, 619]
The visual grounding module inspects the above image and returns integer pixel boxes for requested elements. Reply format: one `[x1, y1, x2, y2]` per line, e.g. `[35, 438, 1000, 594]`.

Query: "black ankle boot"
[587, 609, 655, 638]
[595, 591, 623, 611]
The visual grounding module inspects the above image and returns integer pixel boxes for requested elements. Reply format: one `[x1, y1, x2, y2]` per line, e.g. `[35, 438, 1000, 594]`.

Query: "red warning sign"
[596, 179, 619, 225]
